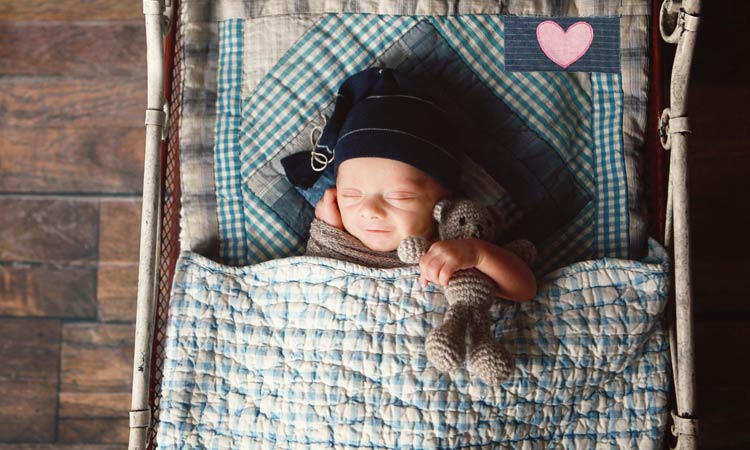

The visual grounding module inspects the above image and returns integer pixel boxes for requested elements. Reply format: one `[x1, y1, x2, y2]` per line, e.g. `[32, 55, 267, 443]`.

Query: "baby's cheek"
[338, 208, 354, 229]
[405, 214, 436, 240]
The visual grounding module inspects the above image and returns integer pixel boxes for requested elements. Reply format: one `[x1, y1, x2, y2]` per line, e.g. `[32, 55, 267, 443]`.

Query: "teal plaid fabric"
[592, 73, 630, 257]
[215, 19, 246, 264]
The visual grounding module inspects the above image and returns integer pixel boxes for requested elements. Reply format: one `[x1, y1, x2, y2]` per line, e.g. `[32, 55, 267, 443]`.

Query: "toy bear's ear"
[433, 199, 451, 222]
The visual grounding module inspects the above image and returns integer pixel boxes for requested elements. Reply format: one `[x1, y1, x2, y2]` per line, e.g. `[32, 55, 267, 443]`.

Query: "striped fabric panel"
[592, 73, 630, 258]
[504, 17, 620, 73]
[177, 0, 221, 256]
[619, 13, 650, 257]
[214, 19, 248, 265]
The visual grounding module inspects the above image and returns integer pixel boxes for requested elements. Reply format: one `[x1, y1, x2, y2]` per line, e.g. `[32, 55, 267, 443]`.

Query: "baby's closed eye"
[385, 191, 419, 200]
[339, 189, 362, 198]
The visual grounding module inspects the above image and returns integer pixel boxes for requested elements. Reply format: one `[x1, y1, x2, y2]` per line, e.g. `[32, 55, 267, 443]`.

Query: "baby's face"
[336, 157, 448, 252]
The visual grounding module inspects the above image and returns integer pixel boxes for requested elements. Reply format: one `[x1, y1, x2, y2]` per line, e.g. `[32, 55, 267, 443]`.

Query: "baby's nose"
[360, 197, 385, 218]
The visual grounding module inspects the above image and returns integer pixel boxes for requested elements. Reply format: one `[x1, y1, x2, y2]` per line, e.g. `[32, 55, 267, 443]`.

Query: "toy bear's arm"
[397, 236, 431, 264]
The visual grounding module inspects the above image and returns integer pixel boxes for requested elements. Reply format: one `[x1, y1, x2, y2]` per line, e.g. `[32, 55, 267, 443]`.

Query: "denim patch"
[271, 181, 317, 239]
[297, 166, 335, 208]
[505, 17, 620, 73]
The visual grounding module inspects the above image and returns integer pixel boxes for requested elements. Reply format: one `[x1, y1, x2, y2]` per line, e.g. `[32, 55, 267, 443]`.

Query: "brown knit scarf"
[305, 218, 410, 269]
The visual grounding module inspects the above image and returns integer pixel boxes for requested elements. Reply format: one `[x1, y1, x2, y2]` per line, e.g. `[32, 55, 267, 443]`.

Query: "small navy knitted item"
[282, 67, 462, 190]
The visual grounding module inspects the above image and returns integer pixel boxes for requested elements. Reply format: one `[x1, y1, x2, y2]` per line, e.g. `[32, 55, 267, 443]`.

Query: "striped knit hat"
[282, 67, 462, 191]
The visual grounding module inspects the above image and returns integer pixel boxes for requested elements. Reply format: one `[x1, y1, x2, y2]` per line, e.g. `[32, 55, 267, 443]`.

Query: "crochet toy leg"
[425, 303, 471, 371]
[469, 310, 513, 384]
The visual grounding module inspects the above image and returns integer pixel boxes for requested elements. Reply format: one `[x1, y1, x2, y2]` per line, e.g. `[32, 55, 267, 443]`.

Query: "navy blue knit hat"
[282, 67, 462, 191]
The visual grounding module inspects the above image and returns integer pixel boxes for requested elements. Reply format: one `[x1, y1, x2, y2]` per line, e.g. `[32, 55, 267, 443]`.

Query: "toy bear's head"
[433, 199, 495, 241]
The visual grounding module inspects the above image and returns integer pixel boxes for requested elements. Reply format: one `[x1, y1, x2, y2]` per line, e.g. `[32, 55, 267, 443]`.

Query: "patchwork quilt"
[177, 0, 651, 275]
[164, 1, 670, 447]
[156, 239, 670, 449]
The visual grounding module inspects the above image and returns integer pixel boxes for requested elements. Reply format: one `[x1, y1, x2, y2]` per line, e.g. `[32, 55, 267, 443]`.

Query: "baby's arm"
[419, 239, 537, 301]
[315, 188, 344, 229]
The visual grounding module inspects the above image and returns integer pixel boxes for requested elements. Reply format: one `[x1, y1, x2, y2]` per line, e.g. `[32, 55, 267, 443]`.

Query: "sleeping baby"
[289, 67, 536, 302]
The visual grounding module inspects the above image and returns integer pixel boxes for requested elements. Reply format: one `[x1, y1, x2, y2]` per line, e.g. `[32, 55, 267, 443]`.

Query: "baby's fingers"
[323, 187, 337, 202]
[320, 188, 338, 211]
[418, 258, 435, 287]
[420, 255, 453, 287]
[315, 188, 343, 229]
[437, 265, 455, 286]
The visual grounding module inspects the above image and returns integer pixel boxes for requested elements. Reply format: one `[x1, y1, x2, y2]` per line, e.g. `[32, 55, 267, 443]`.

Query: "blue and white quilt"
[156, 239, 670, 449]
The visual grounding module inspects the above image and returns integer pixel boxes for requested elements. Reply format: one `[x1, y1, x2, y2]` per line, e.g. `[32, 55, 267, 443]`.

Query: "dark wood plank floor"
[0, 1, 747, 448]
[1, 1, 143, 448]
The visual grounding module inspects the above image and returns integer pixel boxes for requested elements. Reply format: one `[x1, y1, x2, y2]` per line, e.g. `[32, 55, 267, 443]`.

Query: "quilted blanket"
[156, 240, 671, 449]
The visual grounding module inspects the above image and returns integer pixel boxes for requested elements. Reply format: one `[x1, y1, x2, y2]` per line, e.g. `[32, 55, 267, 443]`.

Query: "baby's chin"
[355, 232, 401, 253]
[365, 242, 398, 252]
[360, 238, 399, 253]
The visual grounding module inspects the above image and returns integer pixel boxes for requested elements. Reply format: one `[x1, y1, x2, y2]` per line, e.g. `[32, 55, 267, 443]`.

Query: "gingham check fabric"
[215, 19, 247, 263]
[156, 239, 670, 449]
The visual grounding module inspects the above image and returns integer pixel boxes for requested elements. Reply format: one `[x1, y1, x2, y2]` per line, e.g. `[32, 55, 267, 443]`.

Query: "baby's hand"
[315, 188, 344, 230]
[419, 239, 482, 288]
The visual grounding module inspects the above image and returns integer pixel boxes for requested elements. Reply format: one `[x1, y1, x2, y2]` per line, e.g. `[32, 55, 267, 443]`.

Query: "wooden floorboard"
[96, 265, 139, 323]
[0, 22, 145, 78]
[0, 78, 145, 129]
[57, 419, 129, 445]
[0, 127, 144, 193]
[0, 319, 61, 443]
[98, 200, 142, 263]
[57, 323, 135, 443]
[696, 386, 750, 450]
[682, 1, 750, 448]
[0, 1, 142, 21]
[0, 198, 99, 263]
[0, 263, 97, 319]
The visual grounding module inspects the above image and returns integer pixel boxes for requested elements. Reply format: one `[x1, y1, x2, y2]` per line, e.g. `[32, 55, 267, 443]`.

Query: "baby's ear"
[433, 199, 451, 222]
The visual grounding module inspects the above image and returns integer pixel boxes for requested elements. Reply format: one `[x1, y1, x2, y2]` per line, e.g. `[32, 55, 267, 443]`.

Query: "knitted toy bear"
[397, 199, 535, 384]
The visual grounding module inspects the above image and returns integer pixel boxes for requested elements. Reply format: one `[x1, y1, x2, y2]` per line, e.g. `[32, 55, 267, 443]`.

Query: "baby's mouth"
[362, 224, 394, 234]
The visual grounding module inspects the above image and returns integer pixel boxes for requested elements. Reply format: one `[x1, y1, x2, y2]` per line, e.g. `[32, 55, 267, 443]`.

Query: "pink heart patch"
[536, 21, 594, 69]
